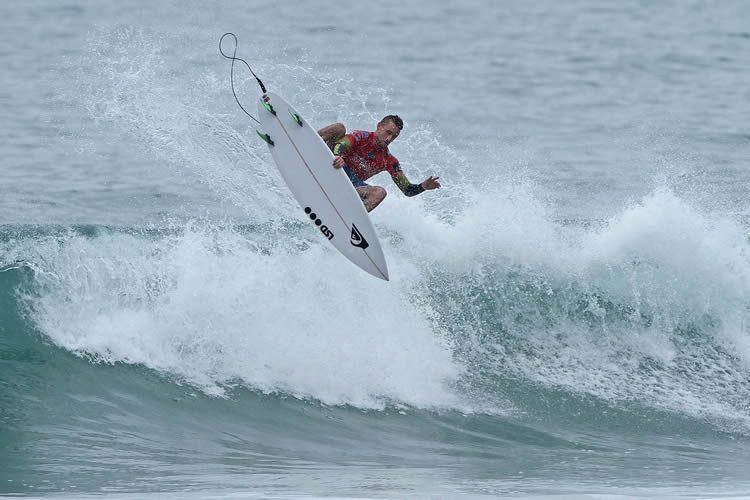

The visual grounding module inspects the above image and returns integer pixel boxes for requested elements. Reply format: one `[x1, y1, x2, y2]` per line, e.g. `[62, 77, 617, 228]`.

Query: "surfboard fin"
[289, 110, 303, 126]
[256, 131, 274, 146]
[262, 100, 277, 115]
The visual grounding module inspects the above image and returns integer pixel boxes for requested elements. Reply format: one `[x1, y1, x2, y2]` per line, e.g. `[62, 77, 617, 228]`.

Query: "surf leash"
[219, 32, 271, 125]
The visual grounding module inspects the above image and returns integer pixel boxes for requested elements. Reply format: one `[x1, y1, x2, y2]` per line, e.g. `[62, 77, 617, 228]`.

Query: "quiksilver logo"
[350, 224, 369, 249]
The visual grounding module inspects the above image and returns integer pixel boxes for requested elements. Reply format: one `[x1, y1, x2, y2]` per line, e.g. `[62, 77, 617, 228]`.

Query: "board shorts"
[343, 165, 369, 188]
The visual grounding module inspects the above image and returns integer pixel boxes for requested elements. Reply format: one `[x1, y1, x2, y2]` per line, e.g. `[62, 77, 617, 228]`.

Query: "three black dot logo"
[304, 207, 323, 226]
[304, 207, 334, 240]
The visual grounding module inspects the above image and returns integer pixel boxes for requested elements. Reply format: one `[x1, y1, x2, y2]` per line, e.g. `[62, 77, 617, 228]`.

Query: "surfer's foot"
[357, 186, 386, 212]
[318, 123, 346, 151]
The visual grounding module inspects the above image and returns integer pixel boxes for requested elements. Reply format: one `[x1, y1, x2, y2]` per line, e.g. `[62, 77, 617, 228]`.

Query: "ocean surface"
[2, 0, 750, 497]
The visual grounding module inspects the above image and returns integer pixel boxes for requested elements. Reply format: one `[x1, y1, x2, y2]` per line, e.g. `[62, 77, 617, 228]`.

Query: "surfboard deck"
[256, 92, 389, 281]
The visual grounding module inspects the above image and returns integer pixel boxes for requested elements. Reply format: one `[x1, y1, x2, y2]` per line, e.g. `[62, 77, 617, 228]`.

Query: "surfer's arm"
[332, 137, 352, 156]
[333, 131, 367, 155]
[318, 123, 346, 152]
[391, 164, 426, 197]
[331, 137, 352, 168]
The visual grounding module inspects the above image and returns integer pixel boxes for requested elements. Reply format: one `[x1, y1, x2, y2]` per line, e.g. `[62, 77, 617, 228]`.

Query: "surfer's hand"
[332, 156, 345, 169]
[421, 176, 441, 190]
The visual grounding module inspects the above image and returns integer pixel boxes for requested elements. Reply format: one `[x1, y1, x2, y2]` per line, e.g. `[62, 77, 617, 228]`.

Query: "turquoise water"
[2, 1, 750, 497]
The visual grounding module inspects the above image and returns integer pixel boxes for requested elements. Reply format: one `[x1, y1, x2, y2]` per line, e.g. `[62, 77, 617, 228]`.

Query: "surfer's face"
[375, 120, 400, 147]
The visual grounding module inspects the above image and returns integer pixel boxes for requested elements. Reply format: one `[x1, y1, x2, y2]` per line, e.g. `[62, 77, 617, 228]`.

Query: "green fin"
[262, 100, 276, 115]
[256, 131, 274, 146]
[289, 110, 303, 126]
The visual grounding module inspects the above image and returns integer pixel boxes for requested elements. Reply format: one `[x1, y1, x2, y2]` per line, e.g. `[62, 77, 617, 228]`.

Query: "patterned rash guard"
[332, 130, 425, 196]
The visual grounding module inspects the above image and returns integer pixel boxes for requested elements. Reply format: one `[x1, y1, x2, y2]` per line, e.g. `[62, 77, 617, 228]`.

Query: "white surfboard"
[256, 92, 389, 281]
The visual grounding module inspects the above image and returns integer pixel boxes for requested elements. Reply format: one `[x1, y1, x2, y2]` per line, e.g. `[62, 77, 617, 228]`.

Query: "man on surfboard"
[318, 116, 441, 212]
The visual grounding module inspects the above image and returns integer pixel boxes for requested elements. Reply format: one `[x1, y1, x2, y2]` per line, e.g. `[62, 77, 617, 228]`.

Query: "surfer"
[318, 116, 441, 212]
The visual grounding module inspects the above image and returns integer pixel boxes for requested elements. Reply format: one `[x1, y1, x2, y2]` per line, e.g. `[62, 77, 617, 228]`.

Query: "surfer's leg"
[356, 186, 387, 212]
[317, 123, 346, 151]
[341, 164, 384, 211]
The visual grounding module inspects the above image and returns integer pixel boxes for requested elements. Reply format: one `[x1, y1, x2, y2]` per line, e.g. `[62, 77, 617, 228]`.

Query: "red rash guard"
[332, 130, 425, 196]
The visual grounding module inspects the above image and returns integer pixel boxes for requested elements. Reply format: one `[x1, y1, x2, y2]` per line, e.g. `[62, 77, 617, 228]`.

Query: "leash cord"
[219, 32, 266, 125]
